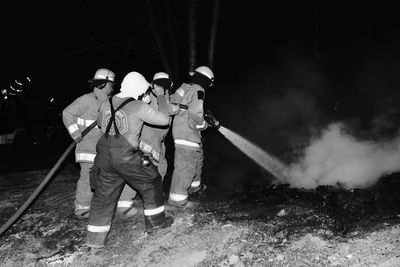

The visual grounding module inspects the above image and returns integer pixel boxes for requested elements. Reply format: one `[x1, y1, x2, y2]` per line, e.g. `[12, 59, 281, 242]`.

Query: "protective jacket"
[170, 83, 208, 149]
[62, 88, 107, 163]
[139, 93, 171, 163]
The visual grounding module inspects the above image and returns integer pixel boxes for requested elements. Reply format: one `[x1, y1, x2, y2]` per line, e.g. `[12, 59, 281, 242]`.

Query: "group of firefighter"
[62, 66, 219, 248]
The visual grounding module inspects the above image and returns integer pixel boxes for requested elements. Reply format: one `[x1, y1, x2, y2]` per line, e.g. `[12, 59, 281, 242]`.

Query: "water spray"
[204, 110, 288, 182]
[217, 126, 288, 182]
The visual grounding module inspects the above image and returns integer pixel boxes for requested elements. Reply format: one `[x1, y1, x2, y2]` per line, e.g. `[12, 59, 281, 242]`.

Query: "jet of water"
[218, 126, 288, 182]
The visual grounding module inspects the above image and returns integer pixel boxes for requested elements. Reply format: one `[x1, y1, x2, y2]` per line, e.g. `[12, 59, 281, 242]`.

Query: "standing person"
[167, 66, 215, 208]
[139, 72, 174, 181]
[62, 68, 137, 218]
[87, 71, 174, 248]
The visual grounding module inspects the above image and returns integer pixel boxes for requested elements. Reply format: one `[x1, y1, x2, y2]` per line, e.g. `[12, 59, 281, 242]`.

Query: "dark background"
[2, 1, 400, 191]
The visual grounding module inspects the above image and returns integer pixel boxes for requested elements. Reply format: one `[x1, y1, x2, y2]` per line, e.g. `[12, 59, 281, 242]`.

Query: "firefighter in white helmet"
[87, 71, 175, 248]
[139, 72, 176, 181]
[167, 66, 215, 208]
[62, 68, 137, 218]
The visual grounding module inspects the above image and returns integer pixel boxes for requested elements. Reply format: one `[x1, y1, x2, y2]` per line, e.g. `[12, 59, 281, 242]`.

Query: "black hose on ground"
[0, 121, 98, 236]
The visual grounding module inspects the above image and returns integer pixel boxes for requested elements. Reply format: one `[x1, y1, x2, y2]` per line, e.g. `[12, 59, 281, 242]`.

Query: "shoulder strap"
[115, 98, 135, 112]
[105, 97, 135, 136]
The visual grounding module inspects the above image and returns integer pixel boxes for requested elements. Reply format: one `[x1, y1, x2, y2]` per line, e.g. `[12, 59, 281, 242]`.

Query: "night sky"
[3, 1, 400, 153]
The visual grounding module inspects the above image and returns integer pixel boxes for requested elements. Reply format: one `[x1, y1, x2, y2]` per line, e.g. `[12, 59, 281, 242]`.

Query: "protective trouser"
[75, 164, 136, 215]
[75, 162, 93, 212]
[168, 146, 203, 206]
[89, 157, 137, 212]
[87, 144, 166, 246]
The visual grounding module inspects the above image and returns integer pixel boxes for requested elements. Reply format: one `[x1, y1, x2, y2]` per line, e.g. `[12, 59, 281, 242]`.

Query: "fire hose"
[0, 121, 98, 236]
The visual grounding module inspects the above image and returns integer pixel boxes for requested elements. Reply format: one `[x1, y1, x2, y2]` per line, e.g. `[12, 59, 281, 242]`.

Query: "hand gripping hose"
[0, 121, 98, 236]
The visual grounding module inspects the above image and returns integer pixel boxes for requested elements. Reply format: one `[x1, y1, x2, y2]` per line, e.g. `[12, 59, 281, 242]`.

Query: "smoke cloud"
[285, 122, 400, 189]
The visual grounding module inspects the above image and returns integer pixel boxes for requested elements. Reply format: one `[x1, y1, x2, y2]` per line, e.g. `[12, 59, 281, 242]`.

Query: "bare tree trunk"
[188, 0, 197, 72]
[365, 0, 372, 71]
[314, 0, 320, 63]
[208, 0, 221, 70]
[165, 2, 181, 83]
[145, 0, 172, 75]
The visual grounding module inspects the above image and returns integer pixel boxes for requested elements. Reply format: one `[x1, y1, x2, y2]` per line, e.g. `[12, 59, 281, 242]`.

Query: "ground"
[1, 164, 400, 267]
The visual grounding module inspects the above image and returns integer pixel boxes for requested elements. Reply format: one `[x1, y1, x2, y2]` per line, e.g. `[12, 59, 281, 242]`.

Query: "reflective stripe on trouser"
[75, 162, 93, 211]
[144, 205, 165, 231]
[169, 146, 203, 206]
[118, 185, 137, 208]
[87, 136, 166, 246]
[86, 225, 110, 248]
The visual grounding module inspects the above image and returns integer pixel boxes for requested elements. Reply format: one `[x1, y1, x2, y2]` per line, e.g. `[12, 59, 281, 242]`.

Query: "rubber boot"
[115, 206, 139, 219]
[86, 231, 109, 249]
[144, 210, 174, 233]
[75, 208, 90, 218]
[145, 216, 174, 234]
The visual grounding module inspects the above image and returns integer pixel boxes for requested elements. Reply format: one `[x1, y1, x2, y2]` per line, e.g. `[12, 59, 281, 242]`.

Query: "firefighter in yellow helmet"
[167, 66, 216, 208]
[139, 72, 175, 181]
[87, 71, 174, 248]
[62, 68, 137, 218]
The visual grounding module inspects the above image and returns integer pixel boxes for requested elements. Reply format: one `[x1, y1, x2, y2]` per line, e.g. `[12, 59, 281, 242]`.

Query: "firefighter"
[62, 68, 137, 218]
[139, 72, 174, 181]
[167, 66, 215, 208]
[86, 71, 175, 248]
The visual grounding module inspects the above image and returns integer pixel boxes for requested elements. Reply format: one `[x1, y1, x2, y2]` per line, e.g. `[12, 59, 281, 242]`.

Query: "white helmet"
[90, 68, 115, 82]
[152, 72, 173, 89]
[117, 72, 149, 99]
[190, 66, 214, 83]
[153, 72, 170, 81]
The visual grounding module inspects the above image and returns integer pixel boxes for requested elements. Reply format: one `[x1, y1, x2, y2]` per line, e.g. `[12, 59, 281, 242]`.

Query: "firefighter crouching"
[168, 66, 215, 208]
[87, 71, 176, 248]
[62, 68, 137, 218]
[139, 72, 175, 181]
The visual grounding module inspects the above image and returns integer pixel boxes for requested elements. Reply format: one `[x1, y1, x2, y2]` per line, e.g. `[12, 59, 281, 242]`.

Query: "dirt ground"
[1, 164, 400, 267]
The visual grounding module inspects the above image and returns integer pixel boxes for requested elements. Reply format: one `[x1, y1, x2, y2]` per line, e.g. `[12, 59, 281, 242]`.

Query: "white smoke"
[285, 122, 400, 189]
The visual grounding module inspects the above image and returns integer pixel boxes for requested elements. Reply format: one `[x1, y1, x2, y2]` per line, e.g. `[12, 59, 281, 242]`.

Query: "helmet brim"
[88, 78, 114, 83]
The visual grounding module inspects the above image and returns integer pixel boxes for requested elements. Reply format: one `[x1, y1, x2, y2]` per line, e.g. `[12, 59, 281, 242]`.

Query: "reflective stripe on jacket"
[62, 88, 108, 163]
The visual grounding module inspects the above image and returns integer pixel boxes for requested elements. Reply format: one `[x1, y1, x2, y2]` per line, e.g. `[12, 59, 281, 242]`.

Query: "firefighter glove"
[168, 104, 180, 115]
[204, 111, 220, 129]
[152, 85, 165, 96]
[74, 134, 83, 144]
